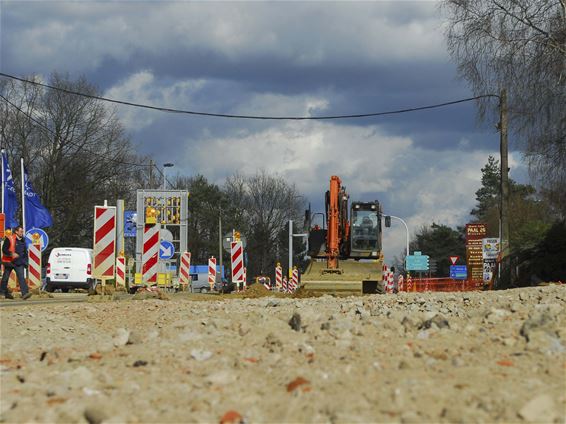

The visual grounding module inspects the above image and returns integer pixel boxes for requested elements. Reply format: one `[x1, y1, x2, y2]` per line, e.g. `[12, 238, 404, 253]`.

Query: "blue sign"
[25, 228, 49, 252]
[450, 265, 468, 280]
[406, 253, 429, 271]
[124, 211, 137, 238]
[159, 240, 175, 260]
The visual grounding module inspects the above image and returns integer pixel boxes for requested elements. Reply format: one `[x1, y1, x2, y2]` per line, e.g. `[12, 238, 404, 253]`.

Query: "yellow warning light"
[32, 233, 41, 243]
[234, 231, 241, 241]
[145, 207, 157, 225]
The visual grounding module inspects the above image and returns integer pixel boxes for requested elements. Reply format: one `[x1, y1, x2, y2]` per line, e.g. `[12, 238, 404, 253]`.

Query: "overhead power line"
[0, 93, 175, 186]
[0, 71, 499, 120]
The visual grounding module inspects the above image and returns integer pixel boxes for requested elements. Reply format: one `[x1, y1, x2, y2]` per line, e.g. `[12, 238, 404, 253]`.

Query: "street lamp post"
[163, 163, 174, 189]
[386, 215, 410, 258]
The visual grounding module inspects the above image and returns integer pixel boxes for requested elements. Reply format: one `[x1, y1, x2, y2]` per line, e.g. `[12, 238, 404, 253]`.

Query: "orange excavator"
[302, 175, 385, 294]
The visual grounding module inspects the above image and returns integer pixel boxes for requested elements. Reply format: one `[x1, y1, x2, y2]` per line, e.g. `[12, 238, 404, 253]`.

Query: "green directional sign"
[406, 252, 429, 271]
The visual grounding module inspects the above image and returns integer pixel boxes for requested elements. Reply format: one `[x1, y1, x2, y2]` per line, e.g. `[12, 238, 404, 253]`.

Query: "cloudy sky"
[0, 1, 526, 262]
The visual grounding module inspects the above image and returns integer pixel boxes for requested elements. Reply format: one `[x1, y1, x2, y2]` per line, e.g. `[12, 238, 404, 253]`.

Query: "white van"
[45, 248, 95, 292]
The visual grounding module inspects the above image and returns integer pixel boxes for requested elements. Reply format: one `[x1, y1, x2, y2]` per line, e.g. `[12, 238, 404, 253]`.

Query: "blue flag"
[2, 151, 19, 228]
[23, 165, 53, 229]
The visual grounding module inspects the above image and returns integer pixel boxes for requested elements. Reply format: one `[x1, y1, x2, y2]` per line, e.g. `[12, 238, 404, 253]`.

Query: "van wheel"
[61, 288, 70, 293]
[200, 287, 209, 294]
[45, 285, 55, 293]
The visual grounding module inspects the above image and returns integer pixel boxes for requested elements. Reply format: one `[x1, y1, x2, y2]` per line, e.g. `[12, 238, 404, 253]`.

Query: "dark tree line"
[171, 171, 304, 281]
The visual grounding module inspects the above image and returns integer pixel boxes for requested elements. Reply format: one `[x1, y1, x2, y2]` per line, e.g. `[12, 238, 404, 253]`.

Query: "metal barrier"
[398, 277, 483, 293]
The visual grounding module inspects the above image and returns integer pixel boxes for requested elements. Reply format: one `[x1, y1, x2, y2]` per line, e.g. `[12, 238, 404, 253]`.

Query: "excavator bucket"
[300, 258, 385, 295]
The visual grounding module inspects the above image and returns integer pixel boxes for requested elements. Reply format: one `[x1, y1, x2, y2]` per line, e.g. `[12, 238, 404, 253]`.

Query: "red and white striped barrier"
[93, 205, 116, 279]
[208, 257, 216, 290]
[385, 270, 394, 293]
[262, 277, 271, 291]
[27, 240, 42, 289]
[290, 268, 299, 292]
[407, 275, 413, 292]
[282, 276, 288, 293]
[231, 241, 244, 290]
[243, 267, 247, 290]
[179, 251, 191, 286]
[116, 256, 126, 288]
[142, 223, 160, 285]
[397, 274, 404, 292]
[275, 265, 282, 290]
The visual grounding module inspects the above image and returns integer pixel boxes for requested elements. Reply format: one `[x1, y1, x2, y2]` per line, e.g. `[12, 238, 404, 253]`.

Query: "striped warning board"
[179, 251, 191, 286]
[142, 223, 160, 284]
[290, 268, 299, 292]
[93, 206, 116, 278]
[397, 274, 404, 292]
[208, 257, 217, 290]
[282, 276, 288, 293]
[275, 265, 282, 289]
[243, 267, 247, 290]
[27, 241, 42, 289]
[116, 256, 126, 287]
[231, 241, 244, 283]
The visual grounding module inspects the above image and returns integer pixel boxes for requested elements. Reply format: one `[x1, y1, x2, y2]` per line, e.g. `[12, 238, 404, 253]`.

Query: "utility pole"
[218, 207, 223, 276]
[499, 88, 510, 287]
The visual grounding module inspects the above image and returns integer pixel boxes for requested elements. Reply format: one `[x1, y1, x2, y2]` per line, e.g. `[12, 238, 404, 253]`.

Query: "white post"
[20, 157, 25, 233]
[163, 167, 167, 190]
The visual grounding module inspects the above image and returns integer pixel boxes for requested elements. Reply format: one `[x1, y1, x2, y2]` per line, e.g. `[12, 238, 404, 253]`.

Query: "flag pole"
[1, 148, 5, 215]
[21, 157, 25, 233]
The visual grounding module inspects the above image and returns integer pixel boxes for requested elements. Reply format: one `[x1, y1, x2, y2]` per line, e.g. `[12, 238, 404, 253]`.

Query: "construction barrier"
[399, 277, 482, 293]
[208, 257, 216, 291]
[282, 276, 288, 293]
[397, 274, 404, 292]
[290, 267, 299, 292]
[243, 267, 247, 290]
[115, 256, 126, 288]
[179, 252, 191, 287]
[275, 264, 282, 289]
[231, 241, 244, 291]
[142, 223, 160, 284]
[27, 239, 42, 290]
[93, 205, 116, 280]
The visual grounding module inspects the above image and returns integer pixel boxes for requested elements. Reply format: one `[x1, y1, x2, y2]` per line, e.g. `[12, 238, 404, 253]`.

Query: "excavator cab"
[350, 202, 381, 258]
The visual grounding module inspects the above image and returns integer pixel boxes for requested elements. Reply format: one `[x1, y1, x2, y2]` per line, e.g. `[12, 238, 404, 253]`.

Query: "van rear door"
[50, 248, 90, 283]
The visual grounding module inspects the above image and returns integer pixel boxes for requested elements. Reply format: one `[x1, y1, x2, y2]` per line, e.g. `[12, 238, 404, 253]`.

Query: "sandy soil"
[1, 285, 565, 423]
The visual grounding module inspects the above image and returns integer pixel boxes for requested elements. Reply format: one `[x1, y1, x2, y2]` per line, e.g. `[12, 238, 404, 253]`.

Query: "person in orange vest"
[1, 226, 31, 300]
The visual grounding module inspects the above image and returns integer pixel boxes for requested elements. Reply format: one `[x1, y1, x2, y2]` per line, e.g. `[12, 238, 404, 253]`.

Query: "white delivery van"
[44, 248, 95, 292]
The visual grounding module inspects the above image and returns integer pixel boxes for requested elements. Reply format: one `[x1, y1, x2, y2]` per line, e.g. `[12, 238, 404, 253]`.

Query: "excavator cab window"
[351, 207, 379, 256]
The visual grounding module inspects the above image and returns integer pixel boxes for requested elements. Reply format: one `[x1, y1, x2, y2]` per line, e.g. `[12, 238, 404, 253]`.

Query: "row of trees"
[170, 172, 304, 279]
[401, 155, 564, 283]
[408, 0, 566, 283]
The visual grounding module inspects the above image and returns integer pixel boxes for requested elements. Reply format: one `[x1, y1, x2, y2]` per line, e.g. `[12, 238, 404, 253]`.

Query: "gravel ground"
[1, 285, 565, 423]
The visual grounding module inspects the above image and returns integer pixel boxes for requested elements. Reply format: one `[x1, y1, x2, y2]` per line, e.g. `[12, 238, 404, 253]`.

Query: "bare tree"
[443, 0, 566, 217]
[224, 170, 304, 278]
[0, 73, 143, 247]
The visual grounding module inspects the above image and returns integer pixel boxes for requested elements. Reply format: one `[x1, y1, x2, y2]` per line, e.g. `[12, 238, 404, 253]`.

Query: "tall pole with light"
[162, 163, 174, 190]
[384, 214, 410, 262]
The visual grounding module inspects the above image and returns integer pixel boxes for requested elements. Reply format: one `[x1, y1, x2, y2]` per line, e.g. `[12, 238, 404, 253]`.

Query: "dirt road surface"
[1, 285, 565, 423]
